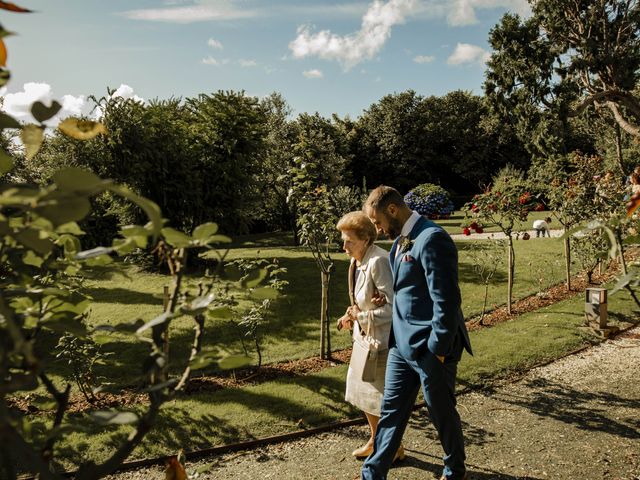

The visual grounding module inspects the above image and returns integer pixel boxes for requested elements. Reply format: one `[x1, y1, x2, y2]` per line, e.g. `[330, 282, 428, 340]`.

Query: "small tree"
[463, 166, 535, 314]
[466, 240, 505, 324]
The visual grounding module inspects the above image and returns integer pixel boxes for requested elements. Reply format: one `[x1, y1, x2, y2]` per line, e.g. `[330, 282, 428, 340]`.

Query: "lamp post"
[585, 287, 608, 329]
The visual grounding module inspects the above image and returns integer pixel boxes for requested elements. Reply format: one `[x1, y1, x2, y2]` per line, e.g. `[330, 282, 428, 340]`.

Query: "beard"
[385, 215, 404, 239]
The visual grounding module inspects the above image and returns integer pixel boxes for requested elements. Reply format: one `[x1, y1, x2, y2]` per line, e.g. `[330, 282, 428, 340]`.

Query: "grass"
[45, 282, 639, 471]
[38, 234, 575, 389]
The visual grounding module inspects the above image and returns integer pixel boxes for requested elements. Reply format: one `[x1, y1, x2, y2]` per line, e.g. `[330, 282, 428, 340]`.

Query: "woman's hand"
[346, 304, 361, 319]
[371, 289, 387, 307]
[336, 314, 354, 331]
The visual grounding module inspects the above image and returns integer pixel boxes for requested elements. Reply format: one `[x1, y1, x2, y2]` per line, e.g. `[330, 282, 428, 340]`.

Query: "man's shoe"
[439, 474, 469, 480]
[392, 443, 406, 463]
[352, 443, 373, 459]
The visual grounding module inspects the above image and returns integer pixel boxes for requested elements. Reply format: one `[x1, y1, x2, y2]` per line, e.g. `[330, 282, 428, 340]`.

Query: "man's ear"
[387, 203, 398, 217]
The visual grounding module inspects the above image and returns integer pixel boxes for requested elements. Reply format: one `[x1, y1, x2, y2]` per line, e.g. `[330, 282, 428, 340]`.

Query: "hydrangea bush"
[404, 183, 455, 219]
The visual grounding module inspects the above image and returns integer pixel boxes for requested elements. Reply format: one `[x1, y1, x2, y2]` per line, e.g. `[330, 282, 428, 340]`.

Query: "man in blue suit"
[361, 186, 472, 480]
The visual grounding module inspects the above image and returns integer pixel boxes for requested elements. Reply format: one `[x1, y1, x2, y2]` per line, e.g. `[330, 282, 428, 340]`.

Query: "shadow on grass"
[84, 287, 161, 305]
[51, 374, 354, 469]
[486, 378, 640, 440]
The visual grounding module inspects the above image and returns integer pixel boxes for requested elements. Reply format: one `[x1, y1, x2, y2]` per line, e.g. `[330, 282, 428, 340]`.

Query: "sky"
[1, 0, 531, 123]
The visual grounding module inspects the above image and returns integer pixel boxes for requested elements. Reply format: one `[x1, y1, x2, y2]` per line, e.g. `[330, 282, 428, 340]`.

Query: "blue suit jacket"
[389, 216, 472, 360]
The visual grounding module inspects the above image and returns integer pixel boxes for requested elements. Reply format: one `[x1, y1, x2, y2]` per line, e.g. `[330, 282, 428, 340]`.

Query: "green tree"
[463, 166, 535, 314]
[485, 1, 640, 158]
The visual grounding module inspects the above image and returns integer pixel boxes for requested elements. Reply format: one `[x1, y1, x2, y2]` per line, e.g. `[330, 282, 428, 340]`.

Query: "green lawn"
[59, 235, 573, 388]
[44, 282, 639, 471]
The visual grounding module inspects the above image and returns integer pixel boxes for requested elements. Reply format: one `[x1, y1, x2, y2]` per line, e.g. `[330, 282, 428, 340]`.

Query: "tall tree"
[485, 1, 640, 156]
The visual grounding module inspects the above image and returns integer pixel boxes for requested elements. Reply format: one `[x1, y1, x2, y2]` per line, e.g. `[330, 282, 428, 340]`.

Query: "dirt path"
[450, 229, 564, 241]
[107, 327, 640, 480]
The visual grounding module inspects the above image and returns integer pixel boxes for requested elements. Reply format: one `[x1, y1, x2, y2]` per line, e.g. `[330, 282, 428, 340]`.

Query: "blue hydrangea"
[404, 184, 455, 217]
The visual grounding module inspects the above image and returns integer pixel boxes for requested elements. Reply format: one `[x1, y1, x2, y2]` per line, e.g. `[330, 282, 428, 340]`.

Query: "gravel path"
[450, 229, 564, 241]
[106, 326, 640, 480]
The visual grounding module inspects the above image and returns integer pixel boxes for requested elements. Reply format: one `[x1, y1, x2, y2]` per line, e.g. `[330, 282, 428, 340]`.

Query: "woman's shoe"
[393, 443, 406, 463]
[352, 442, 374, 459]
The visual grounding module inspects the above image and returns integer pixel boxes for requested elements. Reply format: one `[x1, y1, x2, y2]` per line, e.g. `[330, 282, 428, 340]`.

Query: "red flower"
[469, 221, 478, 230]
[471, 204, 479, 212]
[476, 227, 484, 234]
[463, 227, 471, 236]
[518, 192, 531, 205]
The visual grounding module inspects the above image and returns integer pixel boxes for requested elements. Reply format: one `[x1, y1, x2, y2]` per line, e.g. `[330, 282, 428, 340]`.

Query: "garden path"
[107, 326, 640, 480]
[451, 229, 564, 241]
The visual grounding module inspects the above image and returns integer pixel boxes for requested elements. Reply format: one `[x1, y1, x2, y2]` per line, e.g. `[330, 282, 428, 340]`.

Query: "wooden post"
[162, 285, 170, 372]
[507, 236, 514, 315]
[320, 271, 329, 359]
[564, 236, 571, 291]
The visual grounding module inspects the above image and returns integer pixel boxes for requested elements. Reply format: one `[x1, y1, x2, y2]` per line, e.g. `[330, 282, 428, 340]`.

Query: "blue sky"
[2, 0, 530, 121]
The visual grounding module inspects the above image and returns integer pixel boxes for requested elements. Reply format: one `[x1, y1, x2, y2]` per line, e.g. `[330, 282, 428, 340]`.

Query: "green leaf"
[90, 411, 139, 426]
[0, 147, 14, 174]
[14, 228, 54, 255]
[207, 306, 234, 320]
[41, 316, 88, 337]
[181, 293, 215, 315]
[0, 111, 20, 129]
[161, 227, 192, 248]
[218, 354, 252, 370]
[136, 312, 175, 335]
[76, 246, 113, 260]
[53, 168, 104, 193]
[21, 124, 44, 160]
[31, 100, 62, 123]
[56, 222, 85, 235]
[22, 250, 44, 267]
[241, 268, 268, 289]
[192, 222, 218, 240]
[108, 185, 163, 239]
[189, 351, 219, 371]
[250, 287, 279, 300]
[85, 254, 113, 267]
[58, 118, 107, 140]
[0, 68, 10, 87]
[35, 193, 92, 226]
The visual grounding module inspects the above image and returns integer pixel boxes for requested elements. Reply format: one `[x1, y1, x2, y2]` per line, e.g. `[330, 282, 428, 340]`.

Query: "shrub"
[404, 183, 455, 218]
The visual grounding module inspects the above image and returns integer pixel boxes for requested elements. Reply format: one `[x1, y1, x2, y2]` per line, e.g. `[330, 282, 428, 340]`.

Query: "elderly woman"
[336, 211, 403, 461]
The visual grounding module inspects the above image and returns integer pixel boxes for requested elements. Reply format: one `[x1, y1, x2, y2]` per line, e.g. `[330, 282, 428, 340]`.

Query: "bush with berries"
[404, 183, 455, 219]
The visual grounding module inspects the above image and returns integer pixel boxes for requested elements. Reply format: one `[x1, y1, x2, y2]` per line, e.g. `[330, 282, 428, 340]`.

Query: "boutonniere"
[400, 237, 413, 253]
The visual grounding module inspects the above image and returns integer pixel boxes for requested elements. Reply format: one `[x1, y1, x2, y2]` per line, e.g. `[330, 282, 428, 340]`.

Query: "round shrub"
[404, 183, 455, 219]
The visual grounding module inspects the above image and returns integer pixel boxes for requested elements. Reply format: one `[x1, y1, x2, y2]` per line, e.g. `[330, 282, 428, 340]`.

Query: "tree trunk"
[325, 271, 332, 360]
[564, 235, 571, 291]
[320, 271, 329, 359]
[615, 123, 626, 175]
[507, 236, 514, 315]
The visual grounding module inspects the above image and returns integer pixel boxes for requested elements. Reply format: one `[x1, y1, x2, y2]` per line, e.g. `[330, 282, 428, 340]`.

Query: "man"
[532, 217, 552, 238]
[361, 186, 472, 480]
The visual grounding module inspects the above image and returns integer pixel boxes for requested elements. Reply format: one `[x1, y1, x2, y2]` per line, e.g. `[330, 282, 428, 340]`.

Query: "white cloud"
[3, 82, 87, 126]
[303, 69, 324, 79]
[289, 0, 420, 69]
[445, 0, 530, 26]
[447, 42, 490, 65]
[121, 1, 259, 23]
[413, 54, 435, 64]
[201, 55, 223, 65]
[111, 84, 145, 103]
[207, 37, 223, 49]
[238, 59, 258, 67]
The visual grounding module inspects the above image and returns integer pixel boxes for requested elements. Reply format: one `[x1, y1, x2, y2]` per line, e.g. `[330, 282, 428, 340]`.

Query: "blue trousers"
[361, 345, 466, 480]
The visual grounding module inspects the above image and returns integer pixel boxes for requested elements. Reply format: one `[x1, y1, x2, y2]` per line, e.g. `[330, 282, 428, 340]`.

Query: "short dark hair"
[364, 185, 406, 213]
